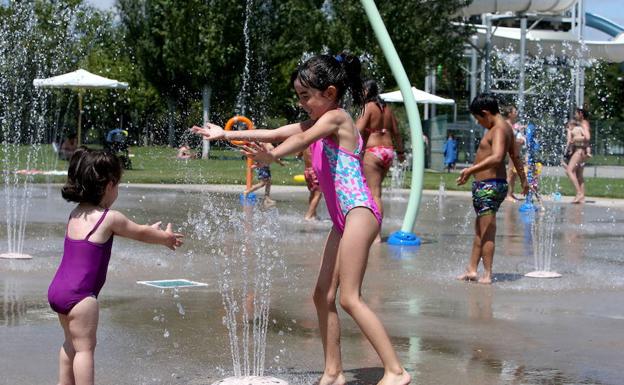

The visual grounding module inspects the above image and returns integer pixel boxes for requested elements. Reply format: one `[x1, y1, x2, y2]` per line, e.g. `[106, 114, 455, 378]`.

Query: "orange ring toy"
[224, 115, 255, 192]
[224, 116, 254, 146]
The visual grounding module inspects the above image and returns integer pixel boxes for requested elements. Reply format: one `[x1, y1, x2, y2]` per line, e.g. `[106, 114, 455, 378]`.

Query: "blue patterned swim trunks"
[255, 166, 271, 180]
[472, 178, 508, 217]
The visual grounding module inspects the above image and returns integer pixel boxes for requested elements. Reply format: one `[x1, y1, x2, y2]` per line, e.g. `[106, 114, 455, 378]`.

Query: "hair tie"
[334, 54, 344, 63]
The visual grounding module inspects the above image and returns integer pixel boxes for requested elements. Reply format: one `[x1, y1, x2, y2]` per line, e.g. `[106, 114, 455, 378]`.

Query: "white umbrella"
[33, 69, 129, 145]
[380, 86, 455, 105]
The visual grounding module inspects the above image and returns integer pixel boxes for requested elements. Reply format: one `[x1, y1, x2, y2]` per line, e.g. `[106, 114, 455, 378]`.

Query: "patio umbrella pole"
[77, 90, 83, 146]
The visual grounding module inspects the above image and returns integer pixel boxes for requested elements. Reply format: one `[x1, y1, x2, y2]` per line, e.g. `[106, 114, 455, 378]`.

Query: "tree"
[0, 0, 114, 145]
[325, 1, 471, 92]
[585, 62, 624, 150]
[119, 0, 247, 147]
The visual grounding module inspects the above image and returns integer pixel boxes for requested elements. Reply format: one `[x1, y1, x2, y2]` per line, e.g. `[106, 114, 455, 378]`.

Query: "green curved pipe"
[360, 0, 424, 233]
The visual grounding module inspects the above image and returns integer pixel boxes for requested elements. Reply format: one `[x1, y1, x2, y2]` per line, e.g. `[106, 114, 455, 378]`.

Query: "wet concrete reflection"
[1, 278, 26, 327]
[1, 185, 624, 384]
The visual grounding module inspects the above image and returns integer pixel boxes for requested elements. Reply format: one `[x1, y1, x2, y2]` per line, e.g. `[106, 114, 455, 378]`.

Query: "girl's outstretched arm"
[109, 211, 184, 250]
[191, 120, 314, 143]
[244, 109, 343, 164]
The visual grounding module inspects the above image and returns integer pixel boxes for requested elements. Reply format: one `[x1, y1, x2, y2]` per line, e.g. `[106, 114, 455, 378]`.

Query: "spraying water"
[188, 196, 285, 381]
[234, 0, 254, 118]
[388, 153, 410, 201]
[525, 207, 562, 278]
[0, 2, 50, 259]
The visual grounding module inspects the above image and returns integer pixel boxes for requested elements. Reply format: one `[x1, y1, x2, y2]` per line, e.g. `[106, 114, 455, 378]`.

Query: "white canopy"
[33, 69, 128, 89]
[33, 69, 129, 146]
[380, 87, 455, 105]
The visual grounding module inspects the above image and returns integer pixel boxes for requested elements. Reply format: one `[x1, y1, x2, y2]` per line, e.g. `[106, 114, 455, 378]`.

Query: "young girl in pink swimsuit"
[192, 52, 410, 385]
[48, 148, 183, 385]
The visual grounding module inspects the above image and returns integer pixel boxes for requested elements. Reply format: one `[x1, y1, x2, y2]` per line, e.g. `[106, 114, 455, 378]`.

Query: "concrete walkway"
[122, 183, 624, 208]
[542, 164, 624, 179]
[455, 163, 624, 179]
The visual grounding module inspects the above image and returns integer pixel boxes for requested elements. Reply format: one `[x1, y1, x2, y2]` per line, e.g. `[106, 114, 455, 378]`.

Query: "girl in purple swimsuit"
[48, 148, 183, 385]
[192, 53, 410, 385]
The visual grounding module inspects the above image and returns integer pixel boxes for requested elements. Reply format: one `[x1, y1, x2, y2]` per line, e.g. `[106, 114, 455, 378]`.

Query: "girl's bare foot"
[377, 369, 411, 385]
[456, 272, 478, 281]
[316, 372, 346, 385]
[572, 195, 585, 204]
[263, 197, 276, 208]
[478, 275, 492, 284]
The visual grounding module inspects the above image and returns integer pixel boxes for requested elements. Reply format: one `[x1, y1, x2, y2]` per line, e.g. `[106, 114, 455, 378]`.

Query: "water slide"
[459, 0, 624, 63]
[457, 0, 577, 17]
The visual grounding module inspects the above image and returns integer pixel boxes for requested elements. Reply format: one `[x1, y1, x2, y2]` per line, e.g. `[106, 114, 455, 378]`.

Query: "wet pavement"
[1, 184, 624, 385]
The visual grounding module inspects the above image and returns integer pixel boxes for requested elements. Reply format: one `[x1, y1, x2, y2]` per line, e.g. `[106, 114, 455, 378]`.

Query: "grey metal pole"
[470, 37, 478, 161]
[518, 16, 527, 119]
[431, 66, 437, 118]
[424, 65, 430, 120]
[577, 68, 585, 106]
[202, 85, 212, 159]
[577, 0, 586, 107]
[470, 37, 478, 102]
[484, 14, 492, 92]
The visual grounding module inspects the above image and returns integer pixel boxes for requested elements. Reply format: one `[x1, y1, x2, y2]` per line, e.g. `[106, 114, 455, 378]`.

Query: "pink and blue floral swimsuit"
[310, 133, 382, 234]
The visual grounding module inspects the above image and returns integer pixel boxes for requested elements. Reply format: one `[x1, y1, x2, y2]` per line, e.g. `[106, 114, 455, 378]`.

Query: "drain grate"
[137, 279, 208, 289]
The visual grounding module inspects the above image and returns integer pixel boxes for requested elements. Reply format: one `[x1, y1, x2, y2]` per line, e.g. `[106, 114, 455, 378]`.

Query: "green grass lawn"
[586, 154, 624, 166]
[5, 145, 624, 199]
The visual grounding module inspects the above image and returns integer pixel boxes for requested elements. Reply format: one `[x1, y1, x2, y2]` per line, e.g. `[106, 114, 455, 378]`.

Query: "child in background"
[501, 104, 526, 201]
[176, 143, 194, 160]
[457, 94, 528, 284]
[244, 142, 283, 207]
[443, 132, 458, 173]
[193, 52, 410, 385]
[301, 146, 322, 220]
[48, 147, 184, 385]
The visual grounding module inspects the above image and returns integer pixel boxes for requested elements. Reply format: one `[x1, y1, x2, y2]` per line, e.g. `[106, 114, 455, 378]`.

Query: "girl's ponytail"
[335, 52, 364, 107]
[363, 79, 384, 109]
[294, 51, 364, 108]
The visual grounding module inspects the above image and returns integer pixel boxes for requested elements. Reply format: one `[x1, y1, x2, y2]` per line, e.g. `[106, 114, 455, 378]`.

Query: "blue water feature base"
[239, 192, 257, 206]
[519, 202, 539, 212]
[137, 279, 208, 289]
[387, 230, 422, 246]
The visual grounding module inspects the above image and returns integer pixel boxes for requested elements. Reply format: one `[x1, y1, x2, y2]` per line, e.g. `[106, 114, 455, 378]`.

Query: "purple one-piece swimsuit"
[48, 209, 114, 315]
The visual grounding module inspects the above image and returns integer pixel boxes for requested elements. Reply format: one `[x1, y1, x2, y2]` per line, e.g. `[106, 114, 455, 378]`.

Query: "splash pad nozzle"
[519, 201, 539, 212]
[240, 192, 257, 206]
[387, 230, 421, 246]
[524, 271, 562, 278]
[212, 376, 288, 385]
[0, 253, 32, 260]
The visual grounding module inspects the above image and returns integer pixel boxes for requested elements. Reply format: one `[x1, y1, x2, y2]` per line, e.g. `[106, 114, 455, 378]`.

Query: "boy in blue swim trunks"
[456, 93, 529, 284]
[245, 142, 283, 207]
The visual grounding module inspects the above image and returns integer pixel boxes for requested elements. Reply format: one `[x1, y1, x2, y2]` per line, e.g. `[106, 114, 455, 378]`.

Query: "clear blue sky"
[584, 0, 624, 40]
[86, 0, 623, 40]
